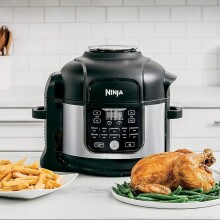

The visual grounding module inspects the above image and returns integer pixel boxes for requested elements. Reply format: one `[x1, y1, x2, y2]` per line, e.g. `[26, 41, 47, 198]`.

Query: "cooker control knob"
[110, 140, 119, 150]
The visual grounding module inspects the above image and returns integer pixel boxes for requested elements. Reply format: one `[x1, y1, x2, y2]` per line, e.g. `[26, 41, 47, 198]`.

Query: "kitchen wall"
[0, 0, 220, 87]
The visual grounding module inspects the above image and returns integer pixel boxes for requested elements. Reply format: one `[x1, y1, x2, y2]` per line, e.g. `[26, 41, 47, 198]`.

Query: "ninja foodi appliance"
[32, 45, 182, 176]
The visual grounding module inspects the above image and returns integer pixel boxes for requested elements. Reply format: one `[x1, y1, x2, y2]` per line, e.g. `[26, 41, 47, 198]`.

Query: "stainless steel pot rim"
[88, 45, 137, 53]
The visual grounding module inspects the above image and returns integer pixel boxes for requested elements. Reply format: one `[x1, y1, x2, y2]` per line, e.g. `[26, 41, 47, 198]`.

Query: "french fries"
[0, 158, 62, 191]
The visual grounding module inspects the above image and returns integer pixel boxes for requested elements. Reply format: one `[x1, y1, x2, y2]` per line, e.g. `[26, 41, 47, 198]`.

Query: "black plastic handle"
[32, 106, 46, 119]
[168, 106, 182, 119]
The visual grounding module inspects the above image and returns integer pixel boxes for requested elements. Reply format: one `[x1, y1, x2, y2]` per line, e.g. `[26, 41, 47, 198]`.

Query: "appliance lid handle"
[168, 106, 182, 119]
[32, 106, 46, 119]
[164, 71, 177, 87]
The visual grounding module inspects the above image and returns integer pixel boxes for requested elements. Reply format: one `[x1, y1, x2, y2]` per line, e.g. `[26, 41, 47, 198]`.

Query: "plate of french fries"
[0, 158, 78, 199]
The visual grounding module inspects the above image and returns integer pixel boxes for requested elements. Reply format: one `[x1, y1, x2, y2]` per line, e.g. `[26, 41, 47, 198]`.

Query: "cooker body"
[62, 103, 165, 159]
[32, 45, 183, 176]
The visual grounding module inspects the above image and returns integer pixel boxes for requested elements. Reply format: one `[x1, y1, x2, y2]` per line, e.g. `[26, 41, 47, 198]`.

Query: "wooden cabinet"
[171, 109, 220, 152]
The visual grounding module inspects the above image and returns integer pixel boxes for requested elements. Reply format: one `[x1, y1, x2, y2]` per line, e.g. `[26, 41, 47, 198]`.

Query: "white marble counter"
[0, 152, 220, 220]
[0, 86, 220, 108]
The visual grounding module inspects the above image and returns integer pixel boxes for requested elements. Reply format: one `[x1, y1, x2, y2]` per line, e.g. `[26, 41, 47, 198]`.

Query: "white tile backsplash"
[203, 7, 220, 21]
[13, 70, 45, 87]
[14, 8, 44, 22]
[107, 38, 138, 46]
[187, 54, 217, 69]
[202, 70, 220, 86]
[11, 55, 29, 70]
[155, 54, 186, 69]
[60, 23, 91, 38]
[107, 7, 138, 22]
[187, 0, 218, 5]
[4, 23, 28, 38]
[91, 23, 123, 38]
[29, 55, 60, 70]
[173, 70, 203, 86]
[171, 7, 201, 21]
[124, 23, 154, 37]
[14, 39, 44, 54]
[171, 39, 202, 53]
[0, 0, 219, 87]
[29, 24, 59, 38]
[202, 38, 220, 53]
[155, 0, 185, 5]
[45, 7, 75, 22]
[45, 39, 75, 54]
[60, 54, 76, 67]
[140, 38, 170, 53]
[140, 7, 170, 21]
[61, 0, 91, 6]
[29, 0, 59, 6]
[124, 0, 154, 6]
[155, 23, 186, 37]
[76, 7, 105, 22]
[92, 0, 122, 6]
[0, 8, 13, 22]
[75, 38, 106, 53]
[187, 22, 218, 37]
[0, 0, 28, 7]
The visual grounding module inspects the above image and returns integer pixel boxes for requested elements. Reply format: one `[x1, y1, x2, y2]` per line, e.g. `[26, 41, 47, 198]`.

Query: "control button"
[129, 133, 138, 138]
[109, 128, 120, 133]
[91, 127, 99, 133]
[125, 142, 135, 147]
[93, 110, 101, 116]
[94, 142, 104, 148]
[128, 110, 135, 115]
[93, 118, 101, 124]
[122, 134, 127, 138]
[122, 127, 128, 132]
[91, 133, 98, 137]
[110, 140, 119, 150]
[101, 134, 108, 138]
[128, 118, 135, 123]
[107, 121, 112, 126]
[109, 134, 120, 139]
[117, 121, 122, 125]
[129, 127, 138, 132]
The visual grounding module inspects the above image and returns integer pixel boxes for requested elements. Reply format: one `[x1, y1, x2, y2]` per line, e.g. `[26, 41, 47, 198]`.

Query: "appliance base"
[41, 152, 141, 177]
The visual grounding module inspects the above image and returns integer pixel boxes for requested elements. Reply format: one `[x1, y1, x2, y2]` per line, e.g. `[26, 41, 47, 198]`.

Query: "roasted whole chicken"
[131, 149, 216, 195]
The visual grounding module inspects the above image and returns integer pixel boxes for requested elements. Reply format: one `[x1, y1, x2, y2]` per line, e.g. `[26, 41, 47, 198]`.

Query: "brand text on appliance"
[105, 89, 123, 97]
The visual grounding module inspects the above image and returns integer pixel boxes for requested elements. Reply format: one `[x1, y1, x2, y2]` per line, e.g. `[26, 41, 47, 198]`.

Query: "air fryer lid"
[89, 45, 137, 53]
[56, 45, 177, 104]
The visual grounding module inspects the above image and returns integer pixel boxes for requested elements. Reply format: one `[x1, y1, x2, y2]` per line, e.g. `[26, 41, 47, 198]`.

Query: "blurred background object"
[0, 25, 12, 90]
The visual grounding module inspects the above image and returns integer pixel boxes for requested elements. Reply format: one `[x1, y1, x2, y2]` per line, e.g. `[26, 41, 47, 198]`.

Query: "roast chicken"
[131, 149, 216, 195]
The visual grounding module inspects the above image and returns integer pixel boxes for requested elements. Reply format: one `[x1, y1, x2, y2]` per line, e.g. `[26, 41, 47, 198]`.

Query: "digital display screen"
[103, 108, 126, 121]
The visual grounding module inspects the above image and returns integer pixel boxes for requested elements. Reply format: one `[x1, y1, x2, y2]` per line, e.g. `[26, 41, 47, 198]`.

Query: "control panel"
[86, 106, 143, 153]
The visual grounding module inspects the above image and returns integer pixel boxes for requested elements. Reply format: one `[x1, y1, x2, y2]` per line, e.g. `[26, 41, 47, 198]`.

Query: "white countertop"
[0, 152, 220, 220]
[0, 86, 220, 108]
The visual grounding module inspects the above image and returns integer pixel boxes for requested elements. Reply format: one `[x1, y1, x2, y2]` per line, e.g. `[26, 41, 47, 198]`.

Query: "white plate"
[112, 190, 220, 209]
[0, 173, 78, 199]
[112, 175, 220, 209]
